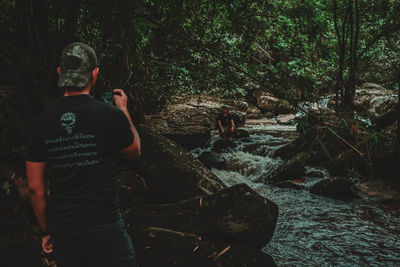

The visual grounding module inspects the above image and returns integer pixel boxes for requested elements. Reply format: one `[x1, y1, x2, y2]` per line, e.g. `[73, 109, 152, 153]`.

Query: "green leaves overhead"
[0, 0, 399, 111]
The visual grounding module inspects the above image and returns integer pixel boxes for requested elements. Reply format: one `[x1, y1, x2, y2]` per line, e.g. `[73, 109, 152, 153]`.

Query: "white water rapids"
[191, 118, 400, 266]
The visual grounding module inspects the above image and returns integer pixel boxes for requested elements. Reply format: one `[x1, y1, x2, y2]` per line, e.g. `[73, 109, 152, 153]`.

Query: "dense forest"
[1, 0, 399, 108]
[2, 0, 400, 172]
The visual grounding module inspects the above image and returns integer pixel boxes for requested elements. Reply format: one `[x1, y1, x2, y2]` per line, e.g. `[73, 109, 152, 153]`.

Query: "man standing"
[26, 42, 140, 267]
[217, 106, 235, 141]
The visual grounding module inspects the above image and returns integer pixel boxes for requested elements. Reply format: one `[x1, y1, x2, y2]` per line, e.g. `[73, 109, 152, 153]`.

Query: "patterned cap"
[58, 42, 98, 88]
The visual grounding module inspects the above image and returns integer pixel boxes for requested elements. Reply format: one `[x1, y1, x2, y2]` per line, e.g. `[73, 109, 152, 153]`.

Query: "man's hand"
[42, 235, 53, 254]
[113, 89, 128, 110]
[221, 128, 224, 133]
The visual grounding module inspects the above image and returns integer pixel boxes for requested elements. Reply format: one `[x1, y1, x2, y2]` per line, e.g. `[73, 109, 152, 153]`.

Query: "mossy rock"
[132, 126, 226, 203]
[268, 152, 313, 183]
[135, 227, 277, 267]
[125, 183, 279, 248]
[310, 177, 358, 200]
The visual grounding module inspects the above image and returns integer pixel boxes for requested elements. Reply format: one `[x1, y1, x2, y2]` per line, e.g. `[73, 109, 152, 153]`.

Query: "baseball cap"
[58, 42, 98, 88]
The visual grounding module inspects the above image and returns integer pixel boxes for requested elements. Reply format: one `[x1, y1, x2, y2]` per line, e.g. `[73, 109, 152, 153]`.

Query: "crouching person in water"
[26, 42, 141, 267]
[217, 106, 235, 141]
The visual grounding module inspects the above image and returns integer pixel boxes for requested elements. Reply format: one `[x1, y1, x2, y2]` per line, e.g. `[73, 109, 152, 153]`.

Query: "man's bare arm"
[26, 161, 48, 232]
[113, 89, 141, 160]
[218, 120, 224, 132]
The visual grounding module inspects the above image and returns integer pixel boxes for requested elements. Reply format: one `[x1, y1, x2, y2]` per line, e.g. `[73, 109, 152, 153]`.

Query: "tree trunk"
[332, 0, 347, 111]
[396, 66, 400, 177]
[344, 0, 360, 111]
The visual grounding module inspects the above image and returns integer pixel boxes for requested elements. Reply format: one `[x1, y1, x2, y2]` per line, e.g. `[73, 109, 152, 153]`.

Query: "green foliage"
[346, 167, 363, 183]
[0, 0, 399, 112]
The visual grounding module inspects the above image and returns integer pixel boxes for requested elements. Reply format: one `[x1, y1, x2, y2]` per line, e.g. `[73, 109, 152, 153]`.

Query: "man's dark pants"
[49, 214, 137, 267]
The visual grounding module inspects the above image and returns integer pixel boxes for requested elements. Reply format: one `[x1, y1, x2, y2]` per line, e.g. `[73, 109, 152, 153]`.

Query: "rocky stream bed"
[1, 83, 400, 266]
[193, 119, 400, 266]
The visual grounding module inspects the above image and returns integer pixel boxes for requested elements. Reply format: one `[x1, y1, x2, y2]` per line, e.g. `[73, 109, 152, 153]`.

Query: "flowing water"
[192, 119, 400, 267]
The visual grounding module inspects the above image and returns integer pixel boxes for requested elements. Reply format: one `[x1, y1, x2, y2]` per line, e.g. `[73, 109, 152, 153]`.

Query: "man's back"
[27, 94, 134, 226]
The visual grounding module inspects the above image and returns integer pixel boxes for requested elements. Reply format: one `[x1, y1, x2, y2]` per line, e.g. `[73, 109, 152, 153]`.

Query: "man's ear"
[91, 67, 99, 83]
[57, 66, 61, 75]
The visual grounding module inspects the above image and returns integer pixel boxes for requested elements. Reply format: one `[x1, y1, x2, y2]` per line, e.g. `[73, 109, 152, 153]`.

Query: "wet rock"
[164, 126, 211, 150]
[135, 227, 277, 267]
[362, 83, 387, 91]
[273, 126, 318, 160]
[265, 112, 275, 118]
[267, 152, 313, 183]
[247, 104, 263, 119]
[235, 128, 250, 139]
[198, 151, 227, 170]
[275, 181, 306, 190]
[310, 177, 358, 200]
[274, 100, 292, 114]
[353, 83, 397, 118]
[212, 139, 237, 153]
[277, 114, 296, 125]
[272, 143, 298, 160]
[305, 166, 328, 178]
[326, 149, 369, 177]
[125, 183, 279, 248]
[221, 99, 249, 112]
[132, 126, 226, 203]
[144, 96, 246, 149]
[369, 95, 398, 118]
[355, 179, 400, 202]
[242, 142, 271, 156]
[255, 92, 279, 112]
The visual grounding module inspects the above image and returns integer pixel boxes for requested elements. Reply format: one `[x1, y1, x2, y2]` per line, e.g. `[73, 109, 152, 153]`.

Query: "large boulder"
[353, 83, 398, 118]
[135, 227, 277, 267]
[275, 180, 306, 190]
[253, 89, 293, 115]
[274, 99, 292, 114]
[132, 126, 226, 203]
[247, 104, 263, 119]
[124, 183, 279, 248]
[235, 128, 250, 139]
[267, 152, 313, 183]
[198, 151, 227, 170]
[326, 149, 369, 177]
[255, 93, 279, 112]
[164, 126, 211, 150]
[310, 177, 358, 200]
[145, 96, 246, 149]
[212, 139, 237, 153]
[277, 114, 296, 125]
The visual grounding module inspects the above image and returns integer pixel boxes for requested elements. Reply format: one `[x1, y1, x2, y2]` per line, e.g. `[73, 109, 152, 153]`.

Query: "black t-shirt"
[217, 113, 233, 127]
[26, 94, 134, 227]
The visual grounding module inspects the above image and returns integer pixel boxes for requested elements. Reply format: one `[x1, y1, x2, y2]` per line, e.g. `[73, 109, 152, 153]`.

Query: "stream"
[192, 118, 400, 267]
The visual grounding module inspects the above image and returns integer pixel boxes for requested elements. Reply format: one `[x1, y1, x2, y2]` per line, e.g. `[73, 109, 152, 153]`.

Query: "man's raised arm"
[113, 89, 141, 160]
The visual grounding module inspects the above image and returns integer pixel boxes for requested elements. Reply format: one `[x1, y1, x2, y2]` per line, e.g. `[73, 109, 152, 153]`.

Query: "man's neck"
[64, 87, 90, 96]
